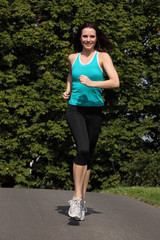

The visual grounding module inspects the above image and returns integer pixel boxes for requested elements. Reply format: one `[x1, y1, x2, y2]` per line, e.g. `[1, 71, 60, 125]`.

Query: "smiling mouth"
[84, 42, 92, 45]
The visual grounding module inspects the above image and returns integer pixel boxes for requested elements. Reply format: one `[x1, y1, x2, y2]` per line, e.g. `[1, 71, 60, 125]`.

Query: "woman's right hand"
[63, 90, 70, 101]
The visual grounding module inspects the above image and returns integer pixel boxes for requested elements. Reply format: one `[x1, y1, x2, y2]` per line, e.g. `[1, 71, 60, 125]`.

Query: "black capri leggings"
[66, 104, 102, 170]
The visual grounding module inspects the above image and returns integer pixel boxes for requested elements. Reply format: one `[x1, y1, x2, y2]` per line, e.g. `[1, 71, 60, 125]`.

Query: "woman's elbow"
[116, 81, 120, 88]
[114, 78, 120, 88]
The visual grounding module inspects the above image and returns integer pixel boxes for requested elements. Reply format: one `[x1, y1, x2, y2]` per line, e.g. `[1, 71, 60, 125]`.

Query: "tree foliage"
[0, 0, 159, 189]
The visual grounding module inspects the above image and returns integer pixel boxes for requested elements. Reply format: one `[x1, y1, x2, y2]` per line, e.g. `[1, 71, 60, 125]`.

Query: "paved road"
[0, 188, 160, 240]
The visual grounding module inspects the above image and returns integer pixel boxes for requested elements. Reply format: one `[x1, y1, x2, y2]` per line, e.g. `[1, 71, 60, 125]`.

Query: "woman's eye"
[82, 35, 95, 38]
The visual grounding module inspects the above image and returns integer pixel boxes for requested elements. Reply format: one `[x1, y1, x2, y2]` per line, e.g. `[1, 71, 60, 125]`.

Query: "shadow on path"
[56, 205, 102, 226]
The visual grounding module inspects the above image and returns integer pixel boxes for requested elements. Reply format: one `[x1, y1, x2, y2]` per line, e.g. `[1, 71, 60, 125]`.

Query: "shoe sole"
[68, 213, 85, 221]
[68, 211, 81, 220]
[69, 215, 81, 221]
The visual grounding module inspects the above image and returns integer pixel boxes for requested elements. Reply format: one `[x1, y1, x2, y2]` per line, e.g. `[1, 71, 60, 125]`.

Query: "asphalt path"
[0, 188, 160, 240]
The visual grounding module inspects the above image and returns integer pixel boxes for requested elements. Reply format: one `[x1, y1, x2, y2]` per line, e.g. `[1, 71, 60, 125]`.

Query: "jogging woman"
[63, 22, 120, 220]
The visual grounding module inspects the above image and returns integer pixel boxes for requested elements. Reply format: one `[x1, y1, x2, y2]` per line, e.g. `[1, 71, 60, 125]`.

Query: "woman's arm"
[63, 55, 73, 100]
[79, 52, 120, 89]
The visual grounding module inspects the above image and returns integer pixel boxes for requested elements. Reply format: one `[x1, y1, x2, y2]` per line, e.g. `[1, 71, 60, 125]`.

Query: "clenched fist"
[63, 90, 70, 101]
[79, 75, 92, 87]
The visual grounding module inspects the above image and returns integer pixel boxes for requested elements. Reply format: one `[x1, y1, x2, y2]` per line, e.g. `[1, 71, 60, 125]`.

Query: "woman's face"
[80, 27, 97, 51]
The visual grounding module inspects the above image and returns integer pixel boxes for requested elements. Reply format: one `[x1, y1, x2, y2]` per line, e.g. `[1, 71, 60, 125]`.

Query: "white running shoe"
[80, 201, 87, 221]
[68, 198, 82, 220]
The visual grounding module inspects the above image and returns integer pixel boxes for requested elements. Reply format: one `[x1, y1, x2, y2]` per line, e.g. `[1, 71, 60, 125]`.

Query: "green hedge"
[0, 0, 160, 189]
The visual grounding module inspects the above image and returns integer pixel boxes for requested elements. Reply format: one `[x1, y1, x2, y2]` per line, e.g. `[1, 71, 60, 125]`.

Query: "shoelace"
[69, 199, 81, 210]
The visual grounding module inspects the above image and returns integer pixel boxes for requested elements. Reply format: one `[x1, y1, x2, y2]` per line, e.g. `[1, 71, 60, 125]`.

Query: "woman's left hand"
[79, 75, 92, 87]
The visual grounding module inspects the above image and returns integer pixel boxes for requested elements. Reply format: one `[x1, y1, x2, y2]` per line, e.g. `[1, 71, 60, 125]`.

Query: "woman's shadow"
[56, 205, 102, 226]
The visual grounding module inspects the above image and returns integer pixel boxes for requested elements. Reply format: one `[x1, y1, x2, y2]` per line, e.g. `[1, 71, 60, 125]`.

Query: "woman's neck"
[81, 49, 96, 57]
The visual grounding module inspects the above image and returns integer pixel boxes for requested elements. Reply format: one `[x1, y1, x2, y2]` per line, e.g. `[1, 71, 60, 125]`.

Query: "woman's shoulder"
[98, 51, 112, 65]
[98, 51, 111, 60]
[68, 53, 79, 65]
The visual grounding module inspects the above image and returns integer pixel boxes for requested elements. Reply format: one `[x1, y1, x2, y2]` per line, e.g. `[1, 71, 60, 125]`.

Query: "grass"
[100, 187, 160, 208]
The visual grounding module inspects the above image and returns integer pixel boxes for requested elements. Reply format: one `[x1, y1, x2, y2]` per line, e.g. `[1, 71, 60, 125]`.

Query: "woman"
[63, 22, 119, 221]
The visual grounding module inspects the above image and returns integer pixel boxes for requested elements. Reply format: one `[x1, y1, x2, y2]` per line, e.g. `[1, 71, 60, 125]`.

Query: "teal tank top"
[69, 51, 104, 107]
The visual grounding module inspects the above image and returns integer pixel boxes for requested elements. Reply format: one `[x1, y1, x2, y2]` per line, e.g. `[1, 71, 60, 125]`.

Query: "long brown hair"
[70, 22, 113, 53]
